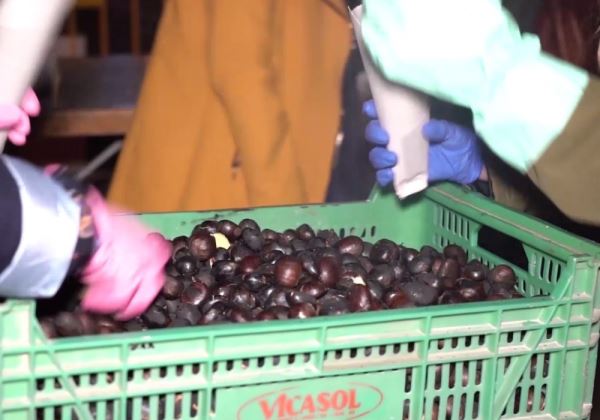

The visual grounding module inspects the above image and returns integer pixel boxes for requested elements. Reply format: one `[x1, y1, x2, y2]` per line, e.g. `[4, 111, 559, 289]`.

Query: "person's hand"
[80, 188, 171, 320]
[363, 100, 486, 187]
[0, 88, 41, 146]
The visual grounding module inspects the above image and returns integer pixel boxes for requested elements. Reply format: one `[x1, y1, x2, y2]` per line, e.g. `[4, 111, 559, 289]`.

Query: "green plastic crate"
[2, 184, 600, 420]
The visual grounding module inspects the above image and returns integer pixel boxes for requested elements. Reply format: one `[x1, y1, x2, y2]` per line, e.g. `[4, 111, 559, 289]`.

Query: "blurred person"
[108, 0, 351, 212]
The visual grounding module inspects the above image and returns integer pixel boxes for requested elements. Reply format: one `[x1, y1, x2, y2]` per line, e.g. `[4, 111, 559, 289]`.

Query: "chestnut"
[317, 229, 340, 247]
[340, 263, 367, 285]
[307, 237, 326, 249]
[193, 270, 216, 288]
[402, 248, 419, 263]
[211, 282, 236, 301]
[189, 229, 217, 261]
[123, 318, 145, 332]
[289, 303, 317, 319]
[142, 306, 170, 328]
[54, 312, 84, 337]
[176, 303, 202, 325]
[230, 287, 257, 310]
[464, 260, 487, 282]
[443, 244, 467, 266]
[243, 272, 271, 292]
[438, 290, 465, 305]
[270, 306, 290, 320]
[196, 220, 218, 234]
[299, 279, 327, 299]
[357, 256, 374, 274]
[347, 285, 372, 312]
[228, 308, 253, 323]
[317, 296, 350, 316]
[212, 260, 238, 279]
[488, 265, 517, 289]
[415, 272, 443, 290]
[370, 239, 400, 264]
[242, 228, 263, 252]
[438, 259, 460, 283]
[420, 245, 441, 259]
[368, 264, 395, 288]
[385, 290, 414, 309]
[317, 256, 340, 288]
[340, 253, 360, 266]
[162, 275, 184, 300]
[256, 285, 277, 307]
[39, 318, 57, 339]
[239, 218, 260, 231]
[457, 278, 486, 302]
[237, 255, 262, 274]
[297, 251, 318, 276]
[256, 309, 278, 321]
[261, 228, 280, 243]
[261, 249, 284, 264]
[296, 224, 315, 241]
[408, 255, 433, 274]
[336, 236, 364, 257]
[217, 220, 242, 240]
[175, 255, 198, 277]
[274, 256, 303, 288]
[401, 282, 439, 306]
[181, 283, 209, 306]
[287, 290, 316, 306]
[265, 287, 291, 308]
[229, 243, 253, 263]
[291, 238, 308, 252]
[213, 248, 230, 262]
[201, 303, 228, 324]
[171, 236, 189, 256]
[366, 279, 384, 301]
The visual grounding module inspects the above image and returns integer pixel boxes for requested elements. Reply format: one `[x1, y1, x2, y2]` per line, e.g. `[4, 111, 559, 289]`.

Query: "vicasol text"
[238, 384, 384, 420]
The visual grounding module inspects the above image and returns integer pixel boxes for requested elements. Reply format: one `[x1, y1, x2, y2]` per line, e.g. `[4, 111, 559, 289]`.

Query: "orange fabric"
[108, 0, 351, 212]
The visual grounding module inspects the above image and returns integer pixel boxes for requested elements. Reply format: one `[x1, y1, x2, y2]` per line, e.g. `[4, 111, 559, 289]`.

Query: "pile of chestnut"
[38, 219, 523, 338]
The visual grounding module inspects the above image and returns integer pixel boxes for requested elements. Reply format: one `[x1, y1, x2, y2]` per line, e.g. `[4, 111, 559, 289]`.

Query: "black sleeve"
[0, 158, 22, 273]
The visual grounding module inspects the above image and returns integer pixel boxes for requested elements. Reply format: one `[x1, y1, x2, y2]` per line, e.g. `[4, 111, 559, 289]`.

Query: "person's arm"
[360, 0, 600, 225]
[526, 78, 600, 224]
[0, 155, 82, 298]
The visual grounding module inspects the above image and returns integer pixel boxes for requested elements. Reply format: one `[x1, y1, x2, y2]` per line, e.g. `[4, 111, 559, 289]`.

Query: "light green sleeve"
[360, 0, 589, 173]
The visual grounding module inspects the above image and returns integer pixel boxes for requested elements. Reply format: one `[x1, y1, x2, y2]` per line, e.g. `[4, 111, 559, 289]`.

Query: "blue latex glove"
[363, 100, 484, 187]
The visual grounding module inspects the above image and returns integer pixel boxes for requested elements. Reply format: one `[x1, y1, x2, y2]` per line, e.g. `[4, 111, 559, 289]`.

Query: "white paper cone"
[350, 5, 430, 199]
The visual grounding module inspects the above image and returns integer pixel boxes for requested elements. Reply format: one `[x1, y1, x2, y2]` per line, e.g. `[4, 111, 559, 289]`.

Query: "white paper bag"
[350, 5, 430, 199]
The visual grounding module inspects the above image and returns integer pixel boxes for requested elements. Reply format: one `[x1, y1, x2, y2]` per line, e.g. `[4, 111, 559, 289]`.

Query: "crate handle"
[491, 268, 570, 418]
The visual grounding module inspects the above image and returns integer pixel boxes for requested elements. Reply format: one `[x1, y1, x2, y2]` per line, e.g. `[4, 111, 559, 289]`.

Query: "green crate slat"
[1, 184, 600, 420]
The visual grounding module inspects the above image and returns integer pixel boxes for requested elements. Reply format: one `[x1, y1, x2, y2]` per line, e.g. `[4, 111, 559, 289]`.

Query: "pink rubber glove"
[0, 89, 41, 146]
[80, 188, 171, 320]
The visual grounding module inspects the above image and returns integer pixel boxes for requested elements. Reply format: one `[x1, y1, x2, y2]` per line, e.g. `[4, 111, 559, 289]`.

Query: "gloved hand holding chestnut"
[363, 100, 488, 187]
[0, 90, 170, 321]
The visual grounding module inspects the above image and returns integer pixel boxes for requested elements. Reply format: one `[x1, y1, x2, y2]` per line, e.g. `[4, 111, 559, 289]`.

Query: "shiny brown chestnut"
[370, 239, 400, 264]
[488, 265, 517, 289]
[274, 256, 303, 287]
[336, 235, 364, 257]
[289, 303, 317, 319]
[162, 275, 184, 300]
[189, 229, 217, 261]
[347, 284, 371, 312]
[443, 244, 467, 266]
[317, 256, 340, 288]
[217, 220, 242, 240]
